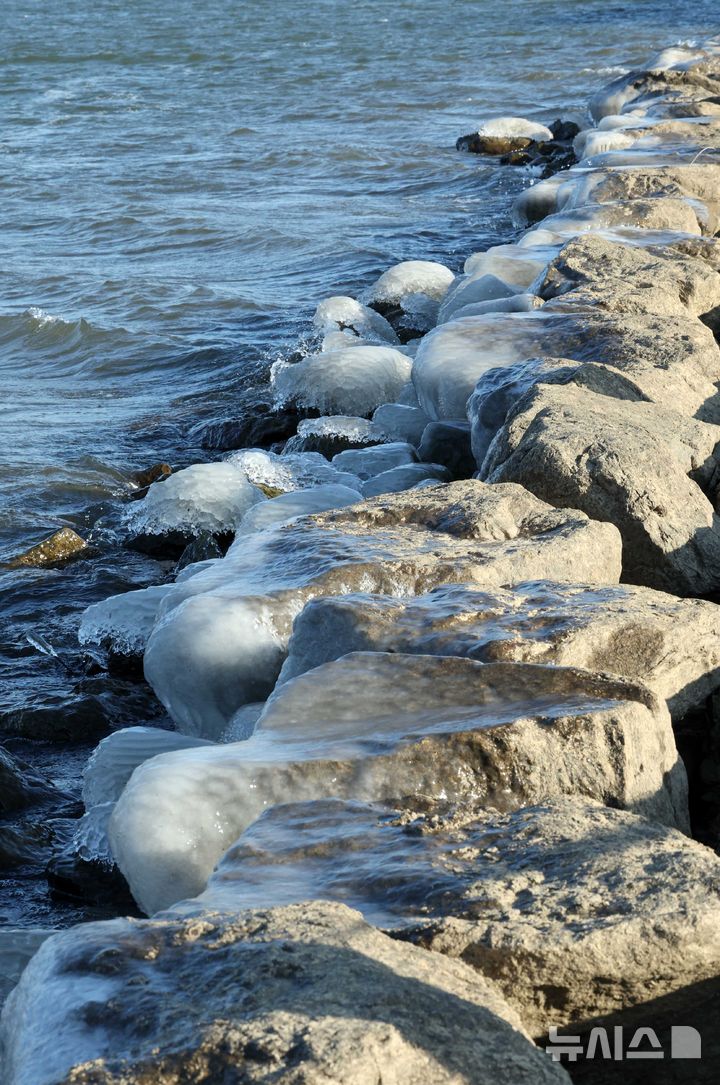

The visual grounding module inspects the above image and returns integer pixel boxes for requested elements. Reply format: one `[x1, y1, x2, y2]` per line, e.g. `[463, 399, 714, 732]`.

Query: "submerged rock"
[110, 654, 685, 912]
[279, 580, 720, 721]
[141, 480, 622, 737]
[10, 528, 88, 569]
[0, 901, 566, 1085]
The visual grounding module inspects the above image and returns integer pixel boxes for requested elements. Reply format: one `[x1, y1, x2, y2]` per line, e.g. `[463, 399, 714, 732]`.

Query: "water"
[1, 0, 718, 928]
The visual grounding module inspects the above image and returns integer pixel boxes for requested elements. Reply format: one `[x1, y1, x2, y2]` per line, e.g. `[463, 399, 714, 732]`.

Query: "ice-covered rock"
[82, 726, 214, 808]
[125, 461, 265, 541]
[371, 401, 430, 446]
[227, 446, 360, 493]
[365, 260, 455, 336]
[332, 441, 417, 480]
[473, 117, 554, 142]
[283, 414, 392, 456]
[313, 294, 399, 344]
[222, 701, 265, 743]
[78, 583, 174, 658]
[360, 462, 450, 497]
[142, 481, 621, 737]
[186, 799, 720, 1038]
[483, 382, 720, 595]
[0, 901, 565, 1085]
[271, 344, 412, 417]
[69, 802, 116, 866]
[279, 580, 720, 720]
[110, 654, 686, 912]
[236, 483, 362, 533]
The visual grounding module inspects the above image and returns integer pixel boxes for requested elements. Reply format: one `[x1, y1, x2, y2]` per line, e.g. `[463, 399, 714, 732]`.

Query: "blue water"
[0, 0, 718, 925]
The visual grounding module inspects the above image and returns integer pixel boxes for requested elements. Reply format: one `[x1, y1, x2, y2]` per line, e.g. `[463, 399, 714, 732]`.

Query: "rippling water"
[1, 0, 718, 927]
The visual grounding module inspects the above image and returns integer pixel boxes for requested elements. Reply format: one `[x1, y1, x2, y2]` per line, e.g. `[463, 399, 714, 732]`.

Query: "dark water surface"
[1, 0, 718, 927]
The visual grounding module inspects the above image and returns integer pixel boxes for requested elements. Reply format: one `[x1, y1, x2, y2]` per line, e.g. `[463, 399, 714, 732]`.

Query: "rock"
[482, 381, 720, 596]
[332, 442, 418, 480]
[550, 118, 581, 142]
[413, 304, 720, 424]
[141, 480, 622, 737]
[110, 654, 686, 913]
[271, 345, 412, 418]
[372, 402, 431, 446]
[280, 580, 720, 722]
[417, 421, 476, 479]
[175, 531, 224, 569]
[457, 117, 554, 155]
[313, 295, 399, 344]
[590, 62, 720, 122]
[0, 901, 567, 1085]
[174, 797, 720, 1039]
[360, 463, 450, 497]
[191, 404, 299, 452]
[129, 462, 172, 491]
[283, 415, 393, 456]
[411, 801, 720, 1036]
[10, 528, 88, 569]
[0, 748, 59, 813]
[536, 233, 720, 319]
[124, 461, 266, 552]
[365, 260, 455, 339]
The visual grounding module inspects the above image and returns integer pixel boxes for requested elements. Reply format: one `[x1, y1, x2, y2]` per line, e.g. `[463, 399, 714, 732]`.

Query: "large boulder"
[279, 580, 720, 720]
[0, 901, 567, 1085]
[271, 345, 412, 418]
[141, 480, 622, 737]
[482, 382, 720, 596]
[109, 654, 686, 913]
[188, 800, 720, 1039]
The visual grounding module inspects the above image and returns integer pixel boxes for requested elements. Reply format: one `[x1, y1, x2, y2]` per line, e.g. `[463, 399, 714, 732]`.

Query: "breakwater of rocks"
[4, 34, 720, 1085]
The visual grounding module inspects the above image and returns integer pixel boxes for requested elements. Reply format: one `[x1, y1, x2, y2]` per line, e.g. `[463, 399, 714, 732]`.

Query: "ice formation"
[471, 117, 554, 142]
[108, 653, 681, 914]
[227, 447, 360, 492]
[82, 726, 214, 807]
[312, 295, 399, 344]
[360, 462, 450, 497]
[332, 442, 417, 480]
[365, 260, 455, 307]
[270, 344, 412, 417]
[125, 461, 265, 538]
[371, 402, 430, 446]
[236, 484, 362, 534]
[78, 583, 174, 657]
[141, 481, 621, 738]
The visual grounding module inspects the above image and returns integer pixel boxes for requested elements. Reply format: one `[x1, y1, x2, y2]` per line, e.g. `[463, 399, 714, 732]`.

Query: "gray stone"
[0, 902, 568, 1085]
[174, 798, 720, 1037]
[110, 654, 687, 913]
[482, 382, 720, 596]
[280, 580, 720, 721]
[417, 421, 476, 479]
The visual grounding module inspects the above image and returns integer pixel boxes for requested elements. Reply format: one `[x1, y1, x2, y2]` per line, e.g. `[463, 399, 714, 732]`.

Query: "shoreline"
[4, 32, 720, 1083]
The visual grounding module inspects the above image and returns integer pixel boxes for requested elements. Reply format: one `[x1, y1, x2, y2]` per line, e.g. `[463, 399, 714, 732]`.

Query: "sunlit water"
[1, 0, 718, 927]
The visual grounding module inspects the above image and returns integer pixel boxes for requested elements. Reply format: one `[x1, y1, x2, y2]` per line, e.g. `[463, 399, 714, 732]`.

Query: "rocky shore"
[4, 34, 720, 1084]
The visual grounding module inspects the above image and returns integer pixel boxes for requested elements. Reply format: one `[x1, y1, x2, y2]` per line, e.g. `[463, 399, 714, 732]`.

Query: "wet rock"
[10, 528, 88, 569]
[175, 531, 224, 569]
[190, 403, 300, 452]
[417, 421, 476, 479]
[130, 462, 172, 491]
[45, 847, 138, 913]
[0, 901, 567, 1085]
[482, 382, 720, 596]
[280, 580, 720, 722]
[174, 797, 720, 1039]
[142, 480, 622, 737]
[0, 747, 59, 814]
[110, 654, 685, 912]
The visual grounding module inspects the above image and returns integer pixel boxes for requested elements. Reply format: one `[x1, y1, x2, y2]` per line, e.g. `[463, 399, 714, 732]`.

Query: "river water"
[1, 0, 718, 928]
